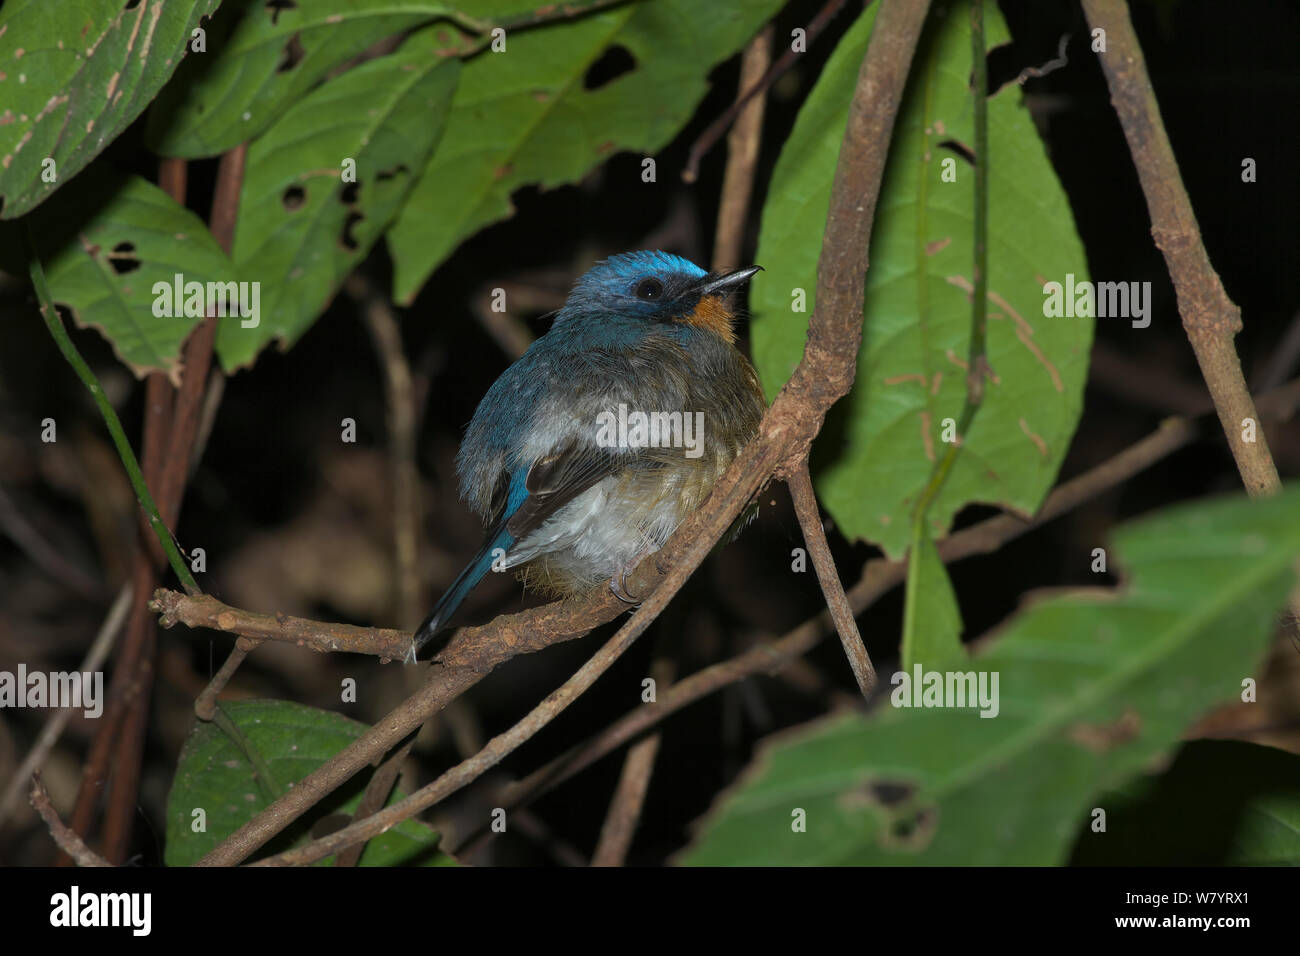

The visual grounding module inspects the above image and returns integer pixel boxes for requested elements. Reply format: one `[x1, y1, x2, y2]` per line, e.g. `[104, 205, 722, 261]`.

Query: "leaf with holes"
[386, 0, 786, 304]
[165, 699, 456, 866]
[145, 0, 474, 158]
[0, 0, 220, 219]
[217, 40, 459, 369]
[1070, 740, 1300, 865]
[750, 2, 1092, 559]
[680, 485, 1300, 865]
[9, 169, 233, 379]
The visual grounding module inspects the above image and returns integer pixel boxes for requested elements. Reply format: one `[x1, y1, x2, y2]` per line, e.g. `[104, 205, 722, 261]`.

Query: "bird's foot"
[609, 565, 642, 605]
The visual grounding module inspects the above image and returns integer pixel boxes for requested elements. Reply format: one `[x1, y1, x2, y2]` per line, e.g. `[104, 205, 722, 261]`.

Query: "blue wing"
[411, 442, 624, 657]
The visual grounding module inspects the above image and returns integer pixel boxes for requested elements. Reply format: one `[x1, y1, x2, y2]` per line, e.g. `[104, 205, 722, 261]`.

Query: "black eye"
[635, 278, 664, 300]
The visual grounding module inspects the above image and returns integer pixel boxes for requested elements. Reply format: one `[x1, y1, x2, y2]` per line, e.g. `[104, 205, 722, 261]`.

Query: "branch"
[590, 732, 661, 866]
[0, 585, 130, 825]
[1080, 0, 1279, 497]
[152, 589, 412, 659]
[590, 657, 672, 866]
[683, 0, 852, 183]
[347, 272, 423, 630]
[709, 24, 772, 272]
[30, 775, 111, 867]
[194, 639, 262, 722]
[787, 462, 876, 695]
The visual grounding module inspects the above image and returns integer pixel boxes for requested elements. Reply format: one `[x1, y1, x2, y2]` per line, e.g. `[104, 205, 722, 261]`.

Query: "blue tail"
[412, 524, 515, 657]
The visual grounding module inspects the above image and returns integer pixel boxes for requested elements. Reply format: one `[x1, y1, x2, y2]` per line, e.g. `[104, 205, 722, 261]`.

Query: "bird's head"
[553, 250, 761, 345]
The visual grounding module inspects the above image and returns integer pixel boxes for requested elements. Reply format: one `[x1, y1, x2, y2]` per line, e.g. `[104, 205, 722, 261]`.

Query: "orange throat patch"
[680, 294, 737, 344]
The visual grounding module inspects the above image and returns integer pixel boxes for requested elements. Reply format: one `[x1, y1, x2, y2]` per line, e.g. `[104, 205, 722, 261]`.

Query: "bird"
[410, 250, 766, 661]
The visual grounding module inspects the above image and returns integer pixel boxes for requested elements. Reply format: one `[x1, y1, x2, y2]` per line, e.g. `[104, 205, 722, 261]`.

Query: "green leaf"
[14, 169, 232, 379]
[217, 42, 460, 370]
[901, 527, 965, 670]
[165, 699, 456, 866]
[144, 0, 473, 158]
[387, 0, 785, 304]
[1071, 739, 1300, 865]
[750, 1, 1092, 559]
[680, 485, 1300, 865]
[0, 0, 221, 218]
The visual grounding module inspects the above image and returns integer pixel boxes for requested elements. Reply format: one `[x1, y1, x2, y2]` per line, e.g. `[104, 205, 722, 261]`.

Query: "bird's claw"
[609, 566, 642, 605]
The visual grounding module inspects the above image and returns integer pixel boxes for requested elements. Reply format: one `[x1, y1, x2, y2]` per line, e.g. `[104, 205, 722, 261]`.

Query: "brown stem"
[347, 273, 423, 630]
[194, 638, 262, 722]
[787, 461, 876, 694]
[334, 733, 417, 867]
[152, 589, 417, 659]
[590, 658, 673, 866]
[683, 0, 852, 183]
[1080, 0, 1279, 497]
[590, 733, 661, 866]
[0, 584, 130, 826]
[710, 25, 772, 272]
[86, 144, 245, 864]
[30, 775, 112, 867]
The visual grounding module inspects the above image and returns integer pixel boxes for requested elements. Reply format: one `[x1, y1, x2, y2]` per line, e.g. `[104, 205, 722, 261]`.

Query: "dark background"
[1, 0, 1297, 865]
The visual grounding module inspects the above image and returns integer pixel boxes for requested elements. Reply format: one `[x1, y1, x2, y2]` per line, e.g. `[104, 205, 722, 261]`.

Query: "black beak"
[693, 265, 763, 297]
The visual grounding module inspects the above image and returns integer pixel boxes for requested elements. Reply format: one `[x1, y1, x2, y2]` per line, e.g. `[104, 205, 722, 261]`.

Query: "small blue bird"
[411, 251, 766, 659]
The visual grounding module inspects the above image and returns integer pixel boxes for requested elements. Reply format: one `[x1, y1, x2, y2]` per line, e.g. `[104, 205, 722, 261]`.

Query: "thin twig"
[472, 284, 539, 360]
[591, 733, 661, 866]
[152, 589, 413, 659]
[30, 775, 112, 867]
[591, 658, 673, 866]
[1256, 306, 1300, 392]
[787, 461, 875, 695]
[711, 25, 772, 272]
[347, 273, 423, 630]
[683, 0, 852, 182]
[0, 483, 104, 600]
[194, 639, 262, 722]
[0, 584, 130, 825]
[334, 732, 418, 867]
[1080, 0, 1279, 497]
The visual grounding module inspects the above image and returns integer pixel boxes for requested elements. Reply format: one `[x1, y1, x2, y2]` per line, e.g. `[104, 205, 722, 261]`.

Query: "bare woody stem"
[1080, 0, 1279, 497]
[787, 462, 876, 695]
